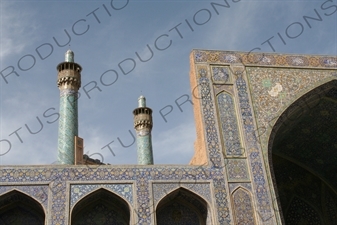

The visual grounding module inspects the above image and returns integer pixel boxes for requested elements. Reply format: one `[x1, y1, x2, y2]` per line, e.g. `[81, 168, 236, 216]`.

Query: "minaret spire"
[65, 49, 74, 62]
[133, 95, 154, 165]
[56, 50, 82, 164]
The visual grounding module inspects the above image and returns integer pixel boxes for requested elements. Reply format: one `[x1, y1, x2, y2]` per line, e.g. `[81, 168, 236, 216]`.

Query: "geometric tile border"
[194, 49, 337, 68]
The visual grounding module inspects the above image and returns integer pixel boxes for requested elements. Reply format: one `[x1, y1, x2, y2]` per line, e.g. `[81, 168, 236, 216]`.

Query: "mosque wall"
[0, 50, 336, 225]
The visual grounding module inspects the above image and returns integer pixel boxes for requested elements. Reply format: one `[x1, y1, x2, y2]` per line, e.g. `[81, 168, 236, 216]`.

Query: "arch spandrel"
[246, 67, 337, 157]
[267, 79, 337, 224]
[152, 183, 212, 208]
[0, 186, 48, 212]
[70, 183, 133, 209]
[267, 80, 337, 175]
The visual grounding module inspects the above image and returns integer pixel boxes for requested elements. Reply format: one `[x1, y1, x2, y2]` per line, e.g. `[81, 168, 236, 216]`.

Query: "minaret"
[133, 96, 154, 165]
[56, 50, 82, 164]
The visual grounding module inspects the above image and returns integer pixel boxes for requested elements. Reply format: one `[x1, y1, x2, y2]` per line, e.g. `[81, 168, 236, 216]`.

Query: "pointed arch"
[71, 188, 130, 225]
[268, 80, 337, 223]
[154, 185, 212, 209]
[231, 187, 257, 225]
[70, 185, 132, 209]
[268, 79, 337, 155]
[156, 187, 212, 225]
[0, 190, 45, 225]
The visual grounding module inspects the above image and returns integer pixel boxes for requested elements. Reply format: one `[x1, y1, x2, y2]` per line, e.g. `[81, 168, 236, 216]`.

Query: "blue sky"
[0, 0, 336, 165]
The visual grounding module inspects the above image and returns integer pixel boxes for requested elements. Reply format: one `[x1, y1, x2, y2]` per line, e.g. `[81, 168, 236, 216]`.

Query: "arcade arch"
[156, 187, 212, 225]
[0, 190, 45, 225]
[268, 80, 337, 224]
[71, 188, 130, 225]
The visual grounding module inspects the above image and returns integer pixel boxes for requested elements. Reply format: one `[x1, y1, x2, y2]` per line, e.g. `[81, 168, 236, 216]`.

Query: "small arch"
[156, 187, 211, 225]
[231, 187, 257, 225]
[71, 188, 130, 225]
[0, 190, 45, 225]
[230, 185, 251, 195]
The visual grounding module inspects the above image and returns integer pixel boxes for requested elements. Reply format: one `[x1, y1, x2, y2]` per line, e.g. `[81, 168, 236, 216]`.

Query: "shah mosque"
[0, 49, 337, 224]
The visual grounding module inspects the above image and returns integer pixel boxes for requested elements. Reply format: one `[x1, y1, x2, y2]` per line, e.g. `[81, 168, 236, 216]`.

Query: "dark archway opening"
[0, 190, 45, 225]
[71, 188, 130, 225]
[269, 81, 337, 224]
[156, 188, 209, 225]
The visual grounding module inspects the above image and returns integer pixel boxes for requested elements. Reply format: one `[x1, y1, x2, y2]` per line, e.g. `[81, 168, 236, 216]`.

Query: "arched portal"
[71, 188, 130, 225]
[268, 81, 337, 224]
[156, 187, 210, 225]
[0, 190, 45, 225]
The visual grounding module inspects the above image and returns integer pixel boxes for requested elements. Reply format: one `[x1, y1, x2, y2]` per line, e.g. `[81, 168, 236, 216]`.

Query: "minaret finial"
[138, 95, 146, 107]
[65, 49, 74, 62]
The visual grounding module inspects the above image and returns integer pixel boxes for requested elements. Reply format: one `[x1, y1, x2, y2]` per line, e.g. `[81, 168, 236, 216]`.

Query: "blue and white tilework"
[0, 185, 48, 210]
[152, 183, 212, 206]
[212, 67, 230, 83]
[70, 184, 133, 207]
[217, 92, 243, 156]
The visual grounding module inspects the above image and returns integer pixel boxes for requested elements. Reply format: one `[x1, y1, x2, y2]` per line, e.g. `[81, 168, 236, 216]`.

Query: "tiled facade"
[0, 50, 336, 224]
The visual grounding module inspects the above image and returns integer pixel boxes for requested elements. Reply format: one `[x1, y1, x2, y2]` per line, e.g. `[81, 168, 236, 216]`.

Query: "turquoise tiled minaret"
[133, 96, 154, 165]
[57, 50, 82, 164]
